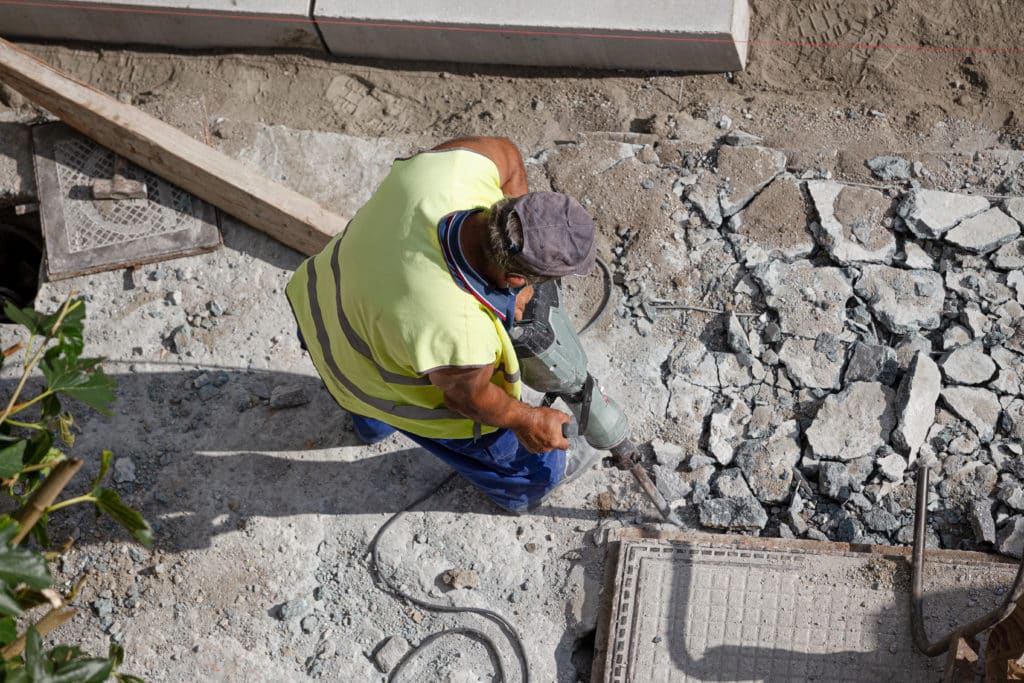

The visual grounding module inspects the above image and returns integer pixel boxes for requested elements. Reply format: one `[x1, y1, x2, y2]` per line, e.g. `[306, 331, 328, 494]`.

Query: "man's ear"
[506, 274, 529, 289]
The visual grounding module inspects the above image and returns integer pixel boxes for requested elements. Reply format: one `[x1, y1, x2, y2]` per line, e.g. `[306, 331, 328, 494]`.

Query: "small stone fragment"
[993, 239, 1024, 270]
[970, 500, 996, 544]
[167, 325, 191, 355]
[806, 382, 897, 461]
[441, 568, 480, 590]
[698, 497, 768, 530]
[891, 351, 942, 462]
[898, 189, 990, 239]
[722, 130, 762, 147]
[278, 598, 308, 621]
[866, 156, 910, 181]
[855, 266, 945, 335]
[713, 468, 752, 498]
[998, 517, 1024, 559]
[862, 508, 900, 533]
[270, 384, 312, 409]
[877, 452, 908, 482]
[818, 462, 850, 500]
[940, 343, 997, 385]
[944, 208, 1020, 254]
[112, 457, 136, 484]
[844, 342, 898, 385]
[374, 636, 411, 673]
[706, 408, 736, 466]
[941, 386, 1002, 443]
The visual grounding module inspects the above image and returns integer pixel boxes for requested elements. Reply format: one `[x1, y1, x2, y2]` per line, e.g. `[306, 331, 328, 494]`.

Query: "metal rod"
[911, 464, 1024, 657]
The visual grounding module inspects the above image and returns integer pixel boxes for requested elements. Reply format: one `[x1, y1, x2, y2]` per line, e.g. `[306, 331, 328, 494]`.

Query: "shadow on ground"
[1, 364, 605, 552]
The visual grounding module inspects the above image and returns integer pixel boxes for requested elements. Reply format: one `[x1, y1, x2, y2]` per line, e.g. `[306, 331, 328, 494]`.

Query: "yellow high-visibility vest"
[286, 149, 521, 439]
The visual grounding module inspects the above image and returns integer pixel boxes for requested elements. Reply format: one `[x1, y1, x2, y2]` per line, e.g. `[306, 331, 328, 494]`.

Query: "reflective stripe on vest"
[303, 253, 465, 423]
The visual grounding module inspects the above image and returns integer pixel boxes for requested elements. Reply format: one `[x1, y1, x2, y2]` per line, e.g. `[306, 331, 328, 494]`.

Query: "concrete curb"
[0, 0, 749, 72]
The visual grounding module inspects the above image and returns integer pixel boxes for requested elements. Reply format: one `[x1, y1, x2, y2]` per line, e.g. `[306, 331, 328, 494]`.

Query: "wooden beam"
[0, 38, 341, 257]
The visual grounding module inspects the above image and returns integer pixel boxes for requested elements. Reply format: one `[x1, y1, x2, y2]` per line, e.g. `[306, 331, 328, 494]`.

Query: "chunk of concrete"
[0, 123, 35, 206]
[939, 343, 997, 385]
[1002, 398, 1024, 441]
[854, 265, 945, 335]
[374, 636, 411, 673]
[818, 462, 850, 500]
[969, 500, 996, 545]
[941, 386, 1002, 443]
[753, 260, 852, 338]
[698, 497, 767, 531]
[712, 468, 752, 498]
[807, 181, 897, 264]
[1006, 198, 1024, 225]
[0, 1, 322, 50]
[892, 352, 941, 461]
[806, 382, 897, 462]
[316, 0, 751, 72]
[726, 174, 814, 266]
[866, 156, 910, 182]
[717, 145, 786, 217]
[778, 338, 843, 390]
[844, 342, 898, 385]
[877, 451, 907, 482]
[997, 517, 1024, 559]
[993, 239, 1024, 270]
[733, 421, 801, 503]
[944, 208, 1021, 254]
[706, 407, 736, 466]
[898, 189, 990, 239]
[902, 242, 934, 270]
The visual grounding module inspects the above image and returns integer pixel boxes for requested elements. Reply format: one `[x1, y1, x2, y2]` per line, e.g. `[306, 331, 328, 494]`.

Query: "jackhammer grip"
[562, 420, 579, 439]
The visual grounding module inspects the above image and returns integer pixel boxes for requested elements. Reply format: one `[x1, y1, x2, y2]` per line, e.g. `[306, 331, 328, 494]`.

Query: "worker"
[286, 136, 601, 513]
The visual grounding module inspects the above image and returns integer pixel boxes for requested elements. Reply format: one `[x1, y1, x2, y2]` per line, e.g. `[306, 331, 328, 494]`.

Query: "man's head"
[484, 192, 596, 286]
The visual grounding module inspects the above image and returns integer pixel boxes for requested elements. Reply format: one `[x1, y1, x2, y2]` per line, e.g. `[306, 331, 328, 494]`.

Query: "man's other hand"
[514, 285, 534, 322]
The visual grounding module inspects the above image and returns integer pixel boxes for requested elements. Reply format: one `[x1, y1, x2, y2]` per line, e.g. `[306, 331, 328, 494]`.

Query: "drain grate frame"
[595, 529, 1019, 683]
[32, 123, 221, 280]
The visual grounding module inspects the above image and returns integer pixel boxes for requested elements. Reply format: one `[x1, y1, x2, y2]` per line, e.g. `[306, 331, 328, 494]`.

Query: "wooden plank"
[0, 38, 341, 257]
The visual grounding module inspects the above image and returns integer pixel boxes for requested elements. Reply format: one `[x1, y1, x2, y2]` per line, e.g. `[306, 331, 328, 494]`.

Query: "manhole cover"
[598, 531, 1018, 682]
[32, 123, 220, 280]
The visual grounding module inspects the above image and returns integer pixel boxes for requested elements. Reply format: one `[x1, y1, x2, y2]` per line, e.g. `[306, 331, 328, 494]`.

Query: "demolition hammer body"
[511, 280, 683, 527]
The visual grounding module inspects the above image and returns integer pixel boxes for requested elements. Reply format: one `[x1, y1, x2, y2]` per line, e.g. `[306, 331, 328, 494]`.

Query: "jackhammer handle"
[562, 419, 579, 439]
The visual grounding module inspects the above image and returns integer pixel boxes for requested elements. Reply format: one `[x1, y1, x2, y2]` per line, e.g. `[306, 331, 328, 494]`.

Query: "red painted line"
[1, 0, 1023, 55]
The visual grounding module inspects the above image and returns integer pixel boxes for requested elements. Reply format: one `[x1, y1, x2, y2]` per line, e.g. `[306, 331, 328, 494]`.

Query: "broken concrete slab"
[753, 259, 852, 338]
[777, 338, 844, 389]
[877, 451, 907, 482]
[818, 461, 851, 500]
[733, 421, 800, 504]
[0, 122, 35, 206]
[993, 239, 1024, 270]
[807, 181, 897, 264]
[902, 241, 935, 270]
[854, 265, 945, 335]
[1005, 197, 1024, 225]
[970, 500, 997, 545]
[898, 189, 990, 239]
[716, 145, 786, 217]
[941, 386, 1002, 443]
[892, 352, 941, 461]
[1002, 398, 1024, 441]
[317, 0, 751, 72]
[726, 174, 814, 266]
[698, 496, 767, 530]
[866, 156, 910, 181]
[706, 406, 737, 466]
[939, 342, 997, 386]
[998, 517, 1024, 559]
[712, 468, 752, 498]
[806, 382, 897, 462]
[944, 208, 1021, 254]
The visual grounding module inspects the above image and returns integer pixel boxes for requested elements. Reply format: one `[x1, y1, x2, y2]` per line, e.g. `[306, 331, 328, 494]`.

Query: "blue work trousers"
[351, 413, 566, 512]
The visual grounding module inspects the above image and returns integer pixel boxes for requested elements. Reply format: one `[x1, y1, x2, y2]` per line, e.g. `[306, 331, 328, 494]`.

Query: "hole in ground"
[0, 205, 43, 322]
[571, 628, 596, 682]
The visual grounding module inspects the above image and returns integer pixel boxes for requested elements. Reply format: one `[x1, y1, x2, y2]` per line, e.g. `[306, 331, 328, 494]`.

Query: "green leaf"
[4, 663, 30, 683]
[49, 658, 115, 683]
[39, 357, 116, 415]
[0, 441, 26, 478]
[0, 540, 52, 589]
[0, 585, 24, 617]
[115, 675, 146, 683]
[3, 303, 45, 336]
[24, 627, 43, 680]
[93, 489, 153, 547]
[23, 431, 54, 468]
[0, 615, 16, 645]
[107, 643, 124, 667]
[40, 393, 62, 422]
[90, 451, 113, 491]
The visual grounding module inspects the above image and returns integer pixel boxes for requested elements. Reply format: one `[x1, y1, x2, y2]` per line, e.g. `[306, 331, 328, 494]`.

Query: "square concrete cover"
[597, 530, 1019, 682]
[33, 123, 220, 280]
[0, 0, 320, 50]
[316, 0, 750, 72]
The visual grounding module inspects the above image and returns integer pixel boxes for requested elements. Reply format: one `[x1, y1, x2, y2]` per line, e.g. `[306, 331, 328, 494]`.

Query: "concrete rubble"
[3, 93, 1024, 680]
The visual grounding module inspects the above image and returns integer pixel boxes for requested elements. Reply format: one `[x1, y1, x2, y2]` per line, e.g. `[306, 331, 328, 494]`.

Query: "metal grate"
[33, 123, 220, 280]
[603, 536, 1016, 683]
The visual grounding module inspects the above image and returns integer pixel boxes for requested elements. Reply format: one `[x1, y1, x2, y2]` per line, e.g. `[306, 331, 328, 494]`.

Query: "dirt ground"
[1, 1, 1023, 681]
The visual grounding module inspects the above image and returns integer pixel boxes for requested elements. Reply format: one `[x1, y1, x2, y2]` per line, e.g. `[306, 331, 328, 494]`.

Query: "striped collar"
[437, 210, 517, 330]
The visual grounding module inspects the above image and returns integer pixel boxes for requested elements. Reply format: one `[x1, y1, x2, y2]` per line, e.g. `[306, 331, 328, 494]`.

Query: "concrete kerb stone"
[315, 0, 751, 72]
[0, 1, 322, 51]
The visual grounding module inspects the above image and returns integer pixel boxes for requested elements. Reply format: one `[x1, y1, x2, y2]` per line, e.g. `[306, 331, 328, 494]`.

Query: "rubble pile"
[644, 137, 1024, 554]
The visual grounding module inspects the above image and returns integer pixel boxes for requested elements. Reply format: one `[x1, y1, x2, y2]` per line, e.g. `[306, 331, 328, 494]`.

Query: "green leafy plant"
[0, 296, 149, 681]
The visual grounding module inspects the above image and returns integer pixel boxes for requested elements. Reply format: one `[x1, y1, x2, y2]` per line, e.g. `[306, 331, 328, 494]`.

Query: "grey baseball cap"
[507, 192, 596, 277]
